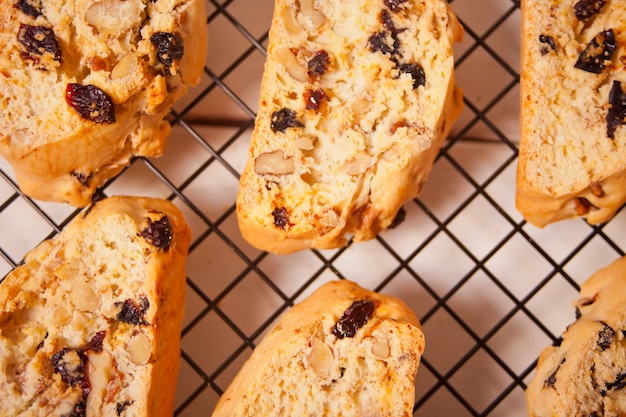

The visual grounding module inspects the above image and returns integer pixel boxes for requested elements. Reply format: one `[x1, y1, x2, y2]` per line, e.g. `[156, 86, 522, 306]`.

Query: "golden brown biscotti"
[236, 0, 463, 254]
[516, 0, 626, 227]
[0, 196, 191, 416]
[0, 0, 207, 207]
[526, 256, 626, 417]
[210, 279, 425, 417]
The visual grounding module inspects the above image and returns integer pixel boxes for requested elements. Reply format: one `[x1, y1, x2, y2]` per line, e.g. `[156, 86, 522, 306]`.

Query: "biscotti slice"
[516, 0, 626, 227]
[236, 0, 463, 254]
[210, 279, 425, 417]
[0, 196, 191, 417]
[0, 0, 207, 206]
[526, 256, 626, 416]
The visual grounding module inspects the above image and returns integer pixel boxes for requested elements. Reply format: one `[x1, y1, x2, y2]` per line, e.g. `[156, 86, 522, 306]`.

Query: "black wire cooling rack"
[2, 0, 626, 415]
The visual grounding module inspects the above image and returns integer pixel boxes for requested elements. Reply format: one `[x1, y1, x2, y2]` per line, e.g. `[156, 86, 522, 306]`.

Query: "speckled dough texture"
[0, 196, 191, 417]
[210, 280, 425, 417]
[526, 256, 626, 417]
[516, 0, 626, 227]
[0, 0, 207, 207]
[236, 0, 463, 254]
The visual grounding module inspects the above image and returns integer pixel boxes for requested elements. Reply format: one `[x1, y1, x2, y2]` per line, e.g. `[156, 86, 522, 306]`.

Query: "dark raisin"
[304, 88, 327, 111]
[272, 207, 289, 229]
[605, 372, 626, 392]
[388, 206, 406, 229]
[380, 9, 404, 34]
[14, 0, 42, 17]
[332, 299, 375, 339]
[150, 32, 184, 75]
[270, 108, 303, 133]
[17, 24, 61, 65]
[140, 215, 172, 250]
[65, 83, 116, 124]
[573, 0, 606, 21]
[597, 322, 615, 350]
[308, 50, 330, 78]
[539, 34, 557, 55]
[52, 348, 88, 388]
[66, 399, 87, 417]
[398, 63, 426, 89]
[574, 29, 616, 74]
[116, 299, 149, 325]
[71, 171, 91, 187]
[607, 80, 626, 139]
[116, 401, 133, 416]
[543, 357, 566, 389]
[368, 31, 400, 56]
[384, 0, 407, 11]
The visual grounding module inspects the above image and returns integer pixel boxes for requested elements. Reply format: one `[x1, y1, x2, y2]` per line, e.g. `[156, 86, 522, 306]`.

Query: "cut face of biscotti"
[210, 280, 425, 417]
[516, 0, 626, 227]
[0, 196, 191, 417]
[0, 0, 207, 207]
[236, 0, 463, 254]
[526, 256, 626, 417]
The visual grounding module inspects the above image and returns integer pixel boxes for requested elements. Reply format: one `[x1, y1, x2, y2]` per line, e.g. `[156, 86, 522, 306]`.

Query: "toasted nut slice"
[129, 333, 151, 365]
[306, 337, 333, 378]
[255, 150, 296, 175]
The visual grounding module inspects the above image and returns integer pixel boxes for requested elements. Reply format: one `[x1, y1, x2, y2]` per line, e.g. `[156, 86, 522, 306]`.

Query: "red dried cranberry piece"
[150, 32, 184, 75]
[384, 0, 407, 12]
[398, 63, 425, 89]
[65, 83, 116, 123]
[308, 50, 330, 78]
[380, 9, 404, 34]
[140, 216, 172, 250]
[272, 207, 289, 229]
[607, 80, 626, 139]
[270, 108, 303, 133]
[116, 298, 150, 325]
[605, 372, 626, 393]
[573, 0, 606, 21]
[574, 29, 616, 74]
[332, 299, 375, 339]
[14, 0, 42, 17]
[17, 24, 61, 65]
[51, 331, 105, 389]
[304, 88, 327, 111]
[368, 31, 398, 56]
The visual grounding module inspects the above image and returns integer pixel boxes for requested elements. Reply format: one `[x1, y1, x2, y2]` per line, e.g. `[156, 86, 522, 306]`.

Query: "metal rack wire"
[2, 0, 626, 415]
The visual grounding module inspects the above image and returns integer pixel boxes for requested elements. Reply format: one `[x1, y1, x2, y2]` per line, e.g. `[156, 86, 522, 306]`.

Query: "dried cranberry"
[308, 50, 330, 78]
[67, 399, 87, 417]
[574, 29, 616, 74]
[17, 24, 61, 65]
[140, 215, 172, 250]
[384, 0, 407, 12]
[398, 63, 425, 89]
[116, 298, 150, 325]
[607, 80, 626, 139]
[116, 401, 133, 415]
[380, 9, 404, 34]
[14, 0, 42, 17]
[573, 0, 606, 21]
[71, 171, 91, 187]
[150, 32, 184, 75]
[539, 34, 557, 55]
[270, 108, 303, 133]
[597, 322, 615, 351]
[304, 88, 327, 111]
[605, 373, 626, 392]
[65, 83, 115, 123]
[332, 299, 375, 339]
[272, 207, 289, 229]
[52, 348, 89, 388]
[368, 31, 397, 55]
